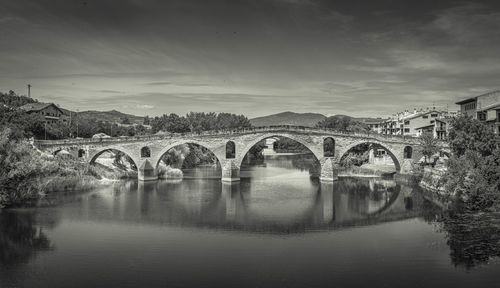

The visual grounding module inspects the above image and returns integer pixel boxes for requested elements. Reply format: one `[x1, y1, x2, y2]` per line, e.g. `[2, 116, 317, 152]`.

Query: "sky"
[1, 0, 500, 118]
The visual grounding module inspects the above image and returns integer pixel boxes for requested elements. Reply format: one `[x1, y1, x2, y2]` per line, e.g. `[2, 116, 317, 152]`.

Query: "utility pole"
[27, 84, 32, 97]
[44, 121, 47, 140]
[76, 109, 79, 138]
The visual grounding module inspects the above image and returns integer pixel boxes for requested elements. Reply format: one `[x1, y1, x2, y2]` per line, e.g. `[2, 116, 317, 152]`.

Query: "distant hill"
[321, 114, 385, 123]
[250, 112, 326, 127]
[76, 110, 145, 125]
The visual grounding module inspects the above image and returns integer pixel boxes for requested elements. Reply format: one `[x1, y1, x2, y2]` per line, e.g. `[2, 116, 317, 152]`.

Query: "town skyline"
[2, 0, 500, 118]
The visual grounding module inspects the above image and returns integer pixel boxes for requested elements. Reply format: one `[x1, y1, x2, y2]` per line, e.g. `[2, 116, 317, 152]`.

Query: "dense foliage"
[441, 116, 500, 212]
[340, 143, 371, 168]
[0, 128, 105, 208]
[151, 112, 252, 134]
[0, 90, 37, 107]
[273, 138, 309, 153]
[0, 105, 45, 140]
[316, 116, 369, 133]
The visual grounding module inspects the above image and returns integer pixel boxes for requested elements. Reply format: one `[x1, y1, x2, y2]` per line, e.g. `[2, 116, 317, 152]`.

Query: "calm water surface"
[1, 154, 500, 288]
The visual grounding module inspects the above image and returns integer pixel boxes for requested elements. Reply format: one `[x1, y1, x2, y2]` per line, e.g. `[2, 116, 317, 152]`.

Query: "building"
[363, 118, 385, 134]
[20, 102, 68, 125]
[381, 108, 452, 137]
[415, 118, 448, 140]
[456, 90, 500, 134]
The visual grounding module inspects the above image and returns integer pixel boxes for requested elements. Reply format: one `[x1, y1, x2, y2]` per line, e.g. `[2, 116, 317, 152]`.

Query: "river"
[1, 153, 500, 287]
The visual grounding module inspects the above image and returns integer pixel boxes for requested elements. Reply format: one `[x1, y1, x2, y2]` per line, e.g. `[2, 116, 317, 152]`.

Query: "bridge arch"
[78, 149, 85, 158]
[237, 133, 323, 168]
[339, 140, 401, 171]
[89, 147, 139, 170]
[154, 140, 224, 170]
[141, 146, 151, 158]
[323, 137, 335, 157]
[226, 141, 236, 159]
[404, 146, 413, 159]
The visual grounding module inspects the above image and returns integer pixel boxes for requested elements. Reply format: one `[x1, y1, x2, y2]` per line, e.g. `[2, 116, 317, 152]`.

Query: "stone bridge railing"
[34, 125, 435, 146]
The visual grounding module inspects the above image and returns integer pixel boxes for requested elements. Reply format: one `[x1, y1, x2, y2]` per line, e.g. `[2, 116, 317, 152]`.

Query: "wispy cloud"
[1, 0, 499, 118]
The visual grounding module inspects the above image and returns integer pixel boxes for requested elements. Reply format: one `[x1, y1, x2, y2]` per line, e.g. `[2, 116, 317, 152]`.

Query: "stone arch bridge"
[34, 126, 444, 182]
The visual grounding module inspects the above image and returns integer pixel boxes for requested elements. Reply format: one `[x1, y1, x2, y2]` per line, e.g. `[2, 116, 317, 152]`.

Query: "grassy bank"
[0, 128, 135, 208]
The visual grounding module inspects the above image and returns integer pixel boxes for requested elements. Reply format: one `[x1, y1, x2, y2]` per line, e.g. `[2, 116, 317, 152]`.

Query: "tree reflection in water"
[434, 212, 500, 269]
[0, 211, 53, 267]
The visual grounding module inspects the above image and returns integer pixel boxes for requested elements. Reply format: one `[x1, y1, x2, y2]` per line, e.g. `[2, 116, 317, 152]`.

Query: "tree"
[440, 116, 500, 212]
[420, 132, 438, 164]
[0, 106, 45, 139]
[316, 116, 369, 132]
[448, 115, 497, 157]
[121, 117, 131, 125]
[143, 116, 150, 125]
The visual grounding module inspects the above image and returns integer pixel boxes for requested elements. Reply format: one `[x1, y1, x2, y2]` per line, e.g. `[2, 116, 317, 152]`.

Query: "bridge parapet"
[34, 125, 441, 147]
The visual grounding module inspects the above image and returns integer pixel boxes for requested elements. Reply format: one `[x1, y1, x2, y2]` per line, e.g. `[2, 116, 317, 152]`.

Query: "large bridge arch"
[153, 139, 225, 170]
[338, 140, 402, 171]
[236, 133, 324, 168]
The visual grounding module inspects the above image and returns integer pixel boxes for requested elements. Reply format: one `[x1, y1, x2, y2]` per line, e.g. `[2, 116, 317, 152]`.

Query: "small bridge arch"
[339, 140, 402, 171]
[89, 147, 139, 170]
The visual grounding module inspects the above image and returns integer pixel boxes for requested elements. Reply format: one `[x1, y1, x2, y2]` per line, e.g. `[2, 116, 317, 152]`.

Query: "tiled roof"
[19, 102, 65, 114]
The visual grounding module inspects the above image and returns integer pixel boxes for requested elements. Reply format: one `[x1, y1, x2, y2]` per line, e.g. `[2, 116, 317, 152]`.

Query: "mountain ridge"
[249, 111, 326, 127]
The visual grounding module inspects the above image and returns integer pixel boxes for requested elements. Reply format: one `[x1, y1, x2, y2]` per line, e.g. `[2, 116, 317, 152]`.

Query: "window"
[404, 120, 410, 125]
[478, 112, 486, 121]
[465, 102, 477, 111]
[431, 113, 438, 117]
[404, 128, 410, 133]
[430, 120, 435, 124]
[226, 141, 235, 159]
[78, 149, 85, 158]
[404, 146, 413, 159]
[423, 115, 428, 119]
[323, 137, 335, 157]
[141, 146, 151, 158]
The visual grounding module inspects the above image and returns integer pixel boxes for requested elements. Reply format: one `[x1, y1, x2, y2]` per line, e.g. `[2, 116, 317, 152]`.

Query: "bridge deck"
[34, 125, 436, 146]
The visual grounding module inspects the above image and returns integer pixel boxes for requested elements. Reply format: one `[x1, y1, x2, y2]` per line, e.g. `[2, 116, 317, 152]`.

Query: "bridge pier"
[319, 182, 335, 223]
[138, 159, 158, 181]
[221, 159, 240, 182]
[320, 158, 339, 182]
[222, 182, 241, 221]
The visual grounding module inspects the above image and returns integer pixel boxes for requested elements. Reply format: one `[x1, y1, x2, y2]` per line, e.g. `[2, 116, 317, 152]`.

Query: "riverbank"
[0, 129, 137, 208]
[339, 163, 396, 178]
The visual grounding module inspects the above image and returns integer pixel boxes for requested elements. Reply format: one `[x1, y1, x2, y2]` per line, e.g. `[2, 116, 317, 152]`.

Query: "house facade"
[381, 109, 451, 137]
[415, 118, 448, 139]
[20, 102, 69, 125]
[456, 91, 500, 134]
[364, 118, 385, 134]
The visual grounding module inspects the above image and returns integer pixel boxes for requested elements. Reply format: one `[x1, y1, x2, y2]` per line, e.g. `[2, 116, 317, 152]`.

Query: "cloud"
[95, 89, 123, 94]
[143, 81, 211, 87]
[1, 0, 500, 118]
[136, 104, 154, 109]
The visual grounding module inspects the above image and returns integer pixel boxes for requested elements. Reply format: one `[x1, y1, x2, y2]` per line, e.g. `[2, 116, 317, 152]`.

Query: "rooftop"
[456, 90, 500, 105]
[19, 102, 65, 114]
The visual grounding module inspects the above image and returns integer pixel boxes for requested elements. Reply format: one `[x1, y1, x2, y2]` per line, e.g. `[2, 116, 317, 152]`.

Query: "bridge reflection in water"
[58, 177, 425, 233]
